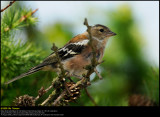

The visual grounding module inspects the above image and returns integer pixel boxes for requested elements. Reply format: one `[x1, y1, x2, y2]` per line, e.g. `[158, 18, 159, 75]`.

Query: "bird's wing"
[42, 33, 89, 63]
[41, 39, 89, 64]
[58, 39, 89, 60]
[5, 37, 89, 84]
[32, 34, 89, 69]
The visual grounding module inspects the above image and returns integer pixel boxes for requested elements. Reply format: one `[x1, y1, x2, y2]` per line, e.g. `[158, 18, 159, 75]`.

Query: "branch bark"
[1, 0, 16, 12]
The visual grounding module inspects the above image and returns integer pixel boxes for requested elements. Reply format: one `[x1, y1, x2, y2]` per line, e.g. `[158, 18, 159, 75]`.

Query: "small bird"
[5, 24, 116, 84]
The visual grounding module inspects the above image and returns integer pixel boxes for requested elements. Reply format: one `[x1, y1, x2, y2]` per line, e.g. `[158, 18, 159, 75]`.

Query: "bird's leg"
[64, 71, 75, 82]
[68, 77, 75, 83]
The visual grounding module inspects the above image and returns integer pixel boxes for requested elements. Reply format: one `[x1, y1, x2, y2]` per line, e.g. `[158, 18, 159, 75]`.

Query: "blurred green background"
[1, 1, 159, 106]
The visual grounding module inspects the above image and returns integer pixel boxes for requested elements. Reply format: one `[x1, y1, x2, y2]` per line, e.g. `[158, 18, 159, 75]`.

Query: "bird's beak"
[107, 31, 117, 37]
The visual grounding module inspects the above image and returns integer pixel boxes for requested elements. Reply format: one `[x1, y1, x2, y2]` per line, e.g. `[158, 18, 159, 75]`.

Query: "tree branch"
[84, 18, 103, 80]
[34, 77, 58, 102]
[4, 8, 38, 32]
[94, 68, 102, 80]
[84, 88, 97, 106]
[19, 9, 38, 22]
[1, 0, 16, 12]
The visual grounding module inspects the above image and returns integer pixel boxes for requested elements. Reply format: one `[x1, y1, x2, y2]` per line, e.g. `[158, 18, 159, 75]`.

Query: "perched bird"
[5, 24, 116, 84]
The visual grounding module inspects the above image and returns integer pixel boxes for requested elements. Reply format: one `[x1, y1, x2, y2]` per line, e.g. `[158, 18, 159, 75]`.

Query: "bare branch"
[84, 18, 97, 66]
[40, 90, 56, 106]
[85, 88, 97, 106]
[1, 0, 16, 12]
[52, 91, 66, 106]
[34, 77, 58, 102]
[51, 43, 66, 77]
[84, 18, 103, 80]
[94, 68, 102, 80]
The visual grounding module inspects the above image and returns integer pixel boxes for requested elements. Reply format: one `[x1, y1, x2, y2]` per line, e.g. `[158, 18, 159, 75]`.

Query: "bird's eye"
[99, 29, 104, 32]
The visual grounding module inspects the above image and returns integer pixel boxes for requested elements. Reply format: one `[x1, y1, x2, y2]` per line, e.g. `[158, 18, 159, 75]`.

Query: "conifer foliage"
[1, 2, 44, 105]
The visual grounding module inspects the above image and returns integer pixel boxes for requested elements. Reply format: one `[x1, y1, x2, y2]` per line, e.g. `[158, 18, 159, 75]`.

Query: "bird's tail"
[5, 65, 44, 85]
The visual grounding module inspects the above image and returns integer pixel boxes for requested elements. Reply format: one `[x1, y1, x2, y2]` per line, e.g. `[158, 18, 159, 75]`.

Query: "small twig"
[51, 43, 66, 77]
[19, 8, 38, 22]
[34, 86, 50, 101]
[4, 8, 38, 32]
[37, 87, 46, 99]
[83, 18, 97, 79]
[1, 0, 16, 12]
[34, 77, 58, 101]
[45, 84, 53, 92]
[94, 68, 102, 80]
[84, 18, 104, 81]
[52, 91, 66, 106]
[84, 18, 97, 67]
[84, 88, 97, 106]
[98, 60, 105, 65]
[40, 90, 56, 106]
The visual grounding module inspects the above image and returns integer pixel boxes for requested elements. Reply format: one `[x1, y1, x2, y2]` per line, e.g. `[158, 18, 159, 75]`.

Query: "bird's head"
[90, 24, 116, 40]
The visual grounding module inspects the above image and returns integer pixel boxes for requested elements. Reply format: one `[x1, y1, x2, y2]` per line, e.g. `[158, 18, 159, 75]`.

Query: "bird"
[5, 24, 116, 85]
